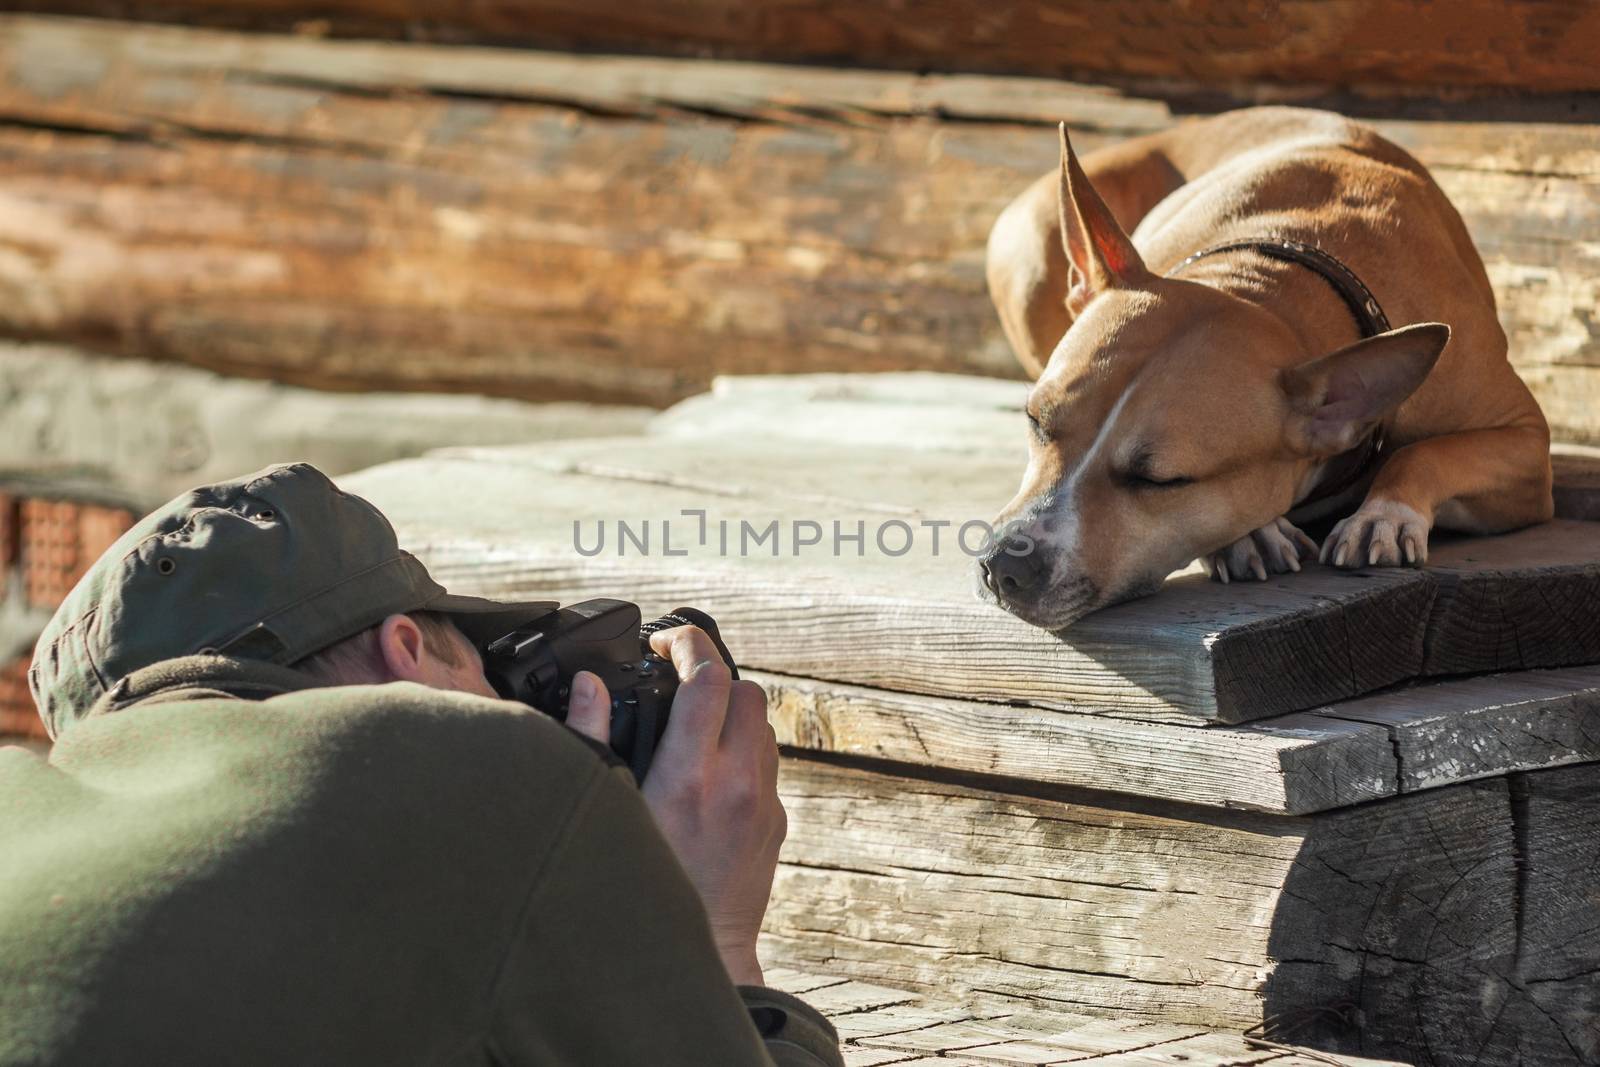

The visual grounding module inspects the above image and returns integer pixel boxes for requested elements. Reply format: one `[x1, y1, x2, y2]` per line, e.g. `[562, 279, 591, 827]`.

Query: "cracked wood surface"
[764, 757, 1600, 1065]
[343, 439, 1600, 725]
[1311, 665, 1600, 795]
[16, 0, 1600, 97]
[1, 18, 1600, 443]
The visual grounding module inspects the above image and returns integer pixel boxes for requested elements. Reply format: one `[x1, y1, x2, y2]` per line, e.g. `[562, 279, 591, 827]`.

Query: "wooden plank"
[22, 1, 1600, 95]
[764, 757, 1600, 1064]
[1, 19, 1599, 444]
[759, 670, 1397, 815]
[343, 447, 1442, 724]
[347, 445, 1600, 725]
[1314, 665, 1600, 793]
[1422, 521, 1600, 676]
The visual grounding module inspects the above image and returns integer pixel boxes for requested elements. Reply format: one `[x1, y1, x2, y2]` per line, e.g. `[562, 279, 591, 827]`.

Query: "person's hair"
[294, 611, 466, 686]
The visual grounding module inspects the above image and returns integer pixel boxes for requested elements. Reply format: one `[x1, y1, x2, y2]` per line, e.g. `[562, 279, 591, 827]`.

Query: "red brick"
[76, 505, 134, 587]
[22, 499, 83, 610]
[0, 654, 45, 740]
[0, 492, 16, 600]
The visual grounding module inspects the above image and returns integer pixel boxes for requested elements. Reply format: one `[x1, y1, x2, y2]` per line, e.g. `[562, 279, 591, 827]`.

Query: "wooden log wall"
[12, 2, 1600, 94]
[1, 17, 1599, 443]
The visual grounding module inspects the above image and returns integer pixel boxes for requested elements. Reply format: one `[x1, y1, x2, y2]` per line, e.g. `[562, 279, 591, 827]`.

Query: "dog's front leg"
[1204, 516, 1319, 583]
[1322, 424, 1553, 568]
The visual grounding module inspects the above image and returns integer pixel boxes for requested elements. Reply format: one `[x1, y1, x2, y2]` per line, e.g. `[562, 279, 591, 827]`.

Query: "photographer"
[0, 463, 844, 1066]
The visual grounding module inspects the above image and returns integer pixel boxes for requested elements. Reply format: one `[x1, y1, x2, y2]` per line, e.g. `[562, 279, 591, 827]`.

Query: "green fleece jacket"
[0, 656, 842, 1067]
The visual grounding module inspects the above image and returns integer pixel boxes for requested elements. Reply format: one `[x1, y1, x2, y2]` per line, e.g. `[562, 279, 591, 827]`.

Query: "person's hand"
[565, 626, 784, 987]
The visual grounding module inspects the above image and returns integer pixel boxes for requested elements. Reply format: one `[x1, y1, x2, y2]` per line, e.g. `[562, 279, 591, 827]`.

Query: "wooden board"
[1423, 521, 1600, 676]
[2, 18, 1599, 443]
[763, 757, 1600, 1064]
[345, 440, 1600, 723]
[760, 669, 1395, 814]
[18, 1, 1600, 96]
[1313, 665, 1600, 794]
[761, 665, 1600, 815]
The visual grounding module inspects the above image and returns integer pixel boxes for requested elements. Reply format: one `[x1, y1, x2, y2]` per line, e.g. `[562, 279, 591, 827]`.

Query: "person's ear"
[1280, 322, 1450, 457]
[375, 613, 429, 683]
[1058, 122, 1150, 316]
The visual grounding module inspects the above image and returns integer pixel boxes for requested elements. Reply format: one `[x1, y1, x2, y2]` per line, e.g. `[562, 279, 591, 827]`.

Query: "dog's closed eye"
[1121, 471, 1194, 490]
[1117, 447, 1192, 489]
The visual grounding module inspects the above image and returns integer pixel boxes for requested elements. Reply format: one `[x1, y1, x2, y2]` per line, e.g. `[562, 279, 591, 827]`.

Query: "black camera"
[479, 599, 738, 780]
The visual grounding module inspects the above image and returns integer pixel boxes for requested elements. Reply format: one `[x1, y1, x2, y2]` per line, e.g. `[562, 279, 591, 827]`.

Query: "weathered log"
[342, 441, 1600, 724]
[12, 1, 1600, 95]
[763, 757, 1600, 1065]
[0, 18, 1598, 442]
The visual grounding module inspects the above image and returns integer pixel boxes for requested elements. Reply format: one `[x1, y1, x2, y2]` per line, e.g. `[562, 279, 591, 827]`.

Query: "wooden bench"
[342, 374, 1600, 1066]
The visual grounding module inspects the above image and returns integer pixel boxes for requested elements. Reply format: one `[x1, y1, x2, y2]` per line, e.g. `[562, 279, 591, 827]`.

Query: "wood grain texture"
[1, 18, 1599, 441]
[344, 444, 1600, 724]
[763, 665, 1600, 814]
[1314, 665, 1600, 793]
[765, 757, 1600, 1065]
[14, 1, 1600, 95]
[759, 669, 1395, 814]
[1422, 521, 1600, 676]
[342, 445, 1440, 724]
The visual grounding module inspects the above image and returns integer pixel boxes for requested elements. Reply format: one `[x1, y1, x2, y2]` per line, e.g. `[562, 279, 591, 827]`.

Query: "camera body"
[479, 599, 737, 780]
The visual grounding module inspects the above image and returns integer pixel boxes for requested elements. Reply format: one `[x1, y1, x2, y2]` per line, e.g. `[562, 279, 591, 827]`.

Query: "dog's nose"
[980, 535, 1043, 600]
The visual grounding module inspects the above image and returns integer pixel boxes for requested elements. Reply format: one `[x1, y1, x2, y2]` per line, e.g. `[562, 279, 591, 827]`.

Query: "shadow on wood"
[763, 757, 1600, 1065]
[1263, 764, 1600, 1065]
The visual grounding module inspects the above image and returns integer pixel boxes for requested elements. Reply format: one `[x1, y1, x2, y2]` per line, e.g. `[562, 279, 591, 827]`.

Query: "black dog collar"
[1170, 236, 1392, 338]
[1168, 237, 1393, 521]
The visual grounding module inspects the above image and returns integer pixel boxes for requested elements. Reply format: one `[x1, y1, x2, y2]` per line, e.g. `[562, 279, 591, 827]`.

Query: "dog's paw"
[1320, 499, 1431, 568]
[1204, 516, 1319, 583]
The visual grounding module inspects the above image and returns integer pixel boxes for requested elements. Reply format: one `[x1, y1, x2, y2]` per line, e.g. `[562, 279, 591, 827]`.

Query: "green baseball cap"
[30, 462, 555, 738]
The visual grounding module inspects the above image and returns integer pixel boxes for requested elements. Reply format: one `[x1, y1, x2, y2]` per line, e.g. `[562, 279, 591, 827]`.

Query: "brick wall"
[1, 493, 135, 741]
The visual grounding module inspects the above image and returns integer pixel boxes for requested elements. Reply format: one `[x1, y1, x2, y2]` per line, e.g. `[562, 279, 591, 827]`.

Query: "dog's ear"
[1058, 123, 1150, 316]
[1280, 322, 1450, 456]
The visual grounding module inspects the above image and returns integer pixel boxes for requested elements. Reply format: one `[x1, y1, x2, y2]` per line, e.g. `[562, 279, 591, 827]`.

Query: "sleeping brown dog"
[976, 107, 1551, 630]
